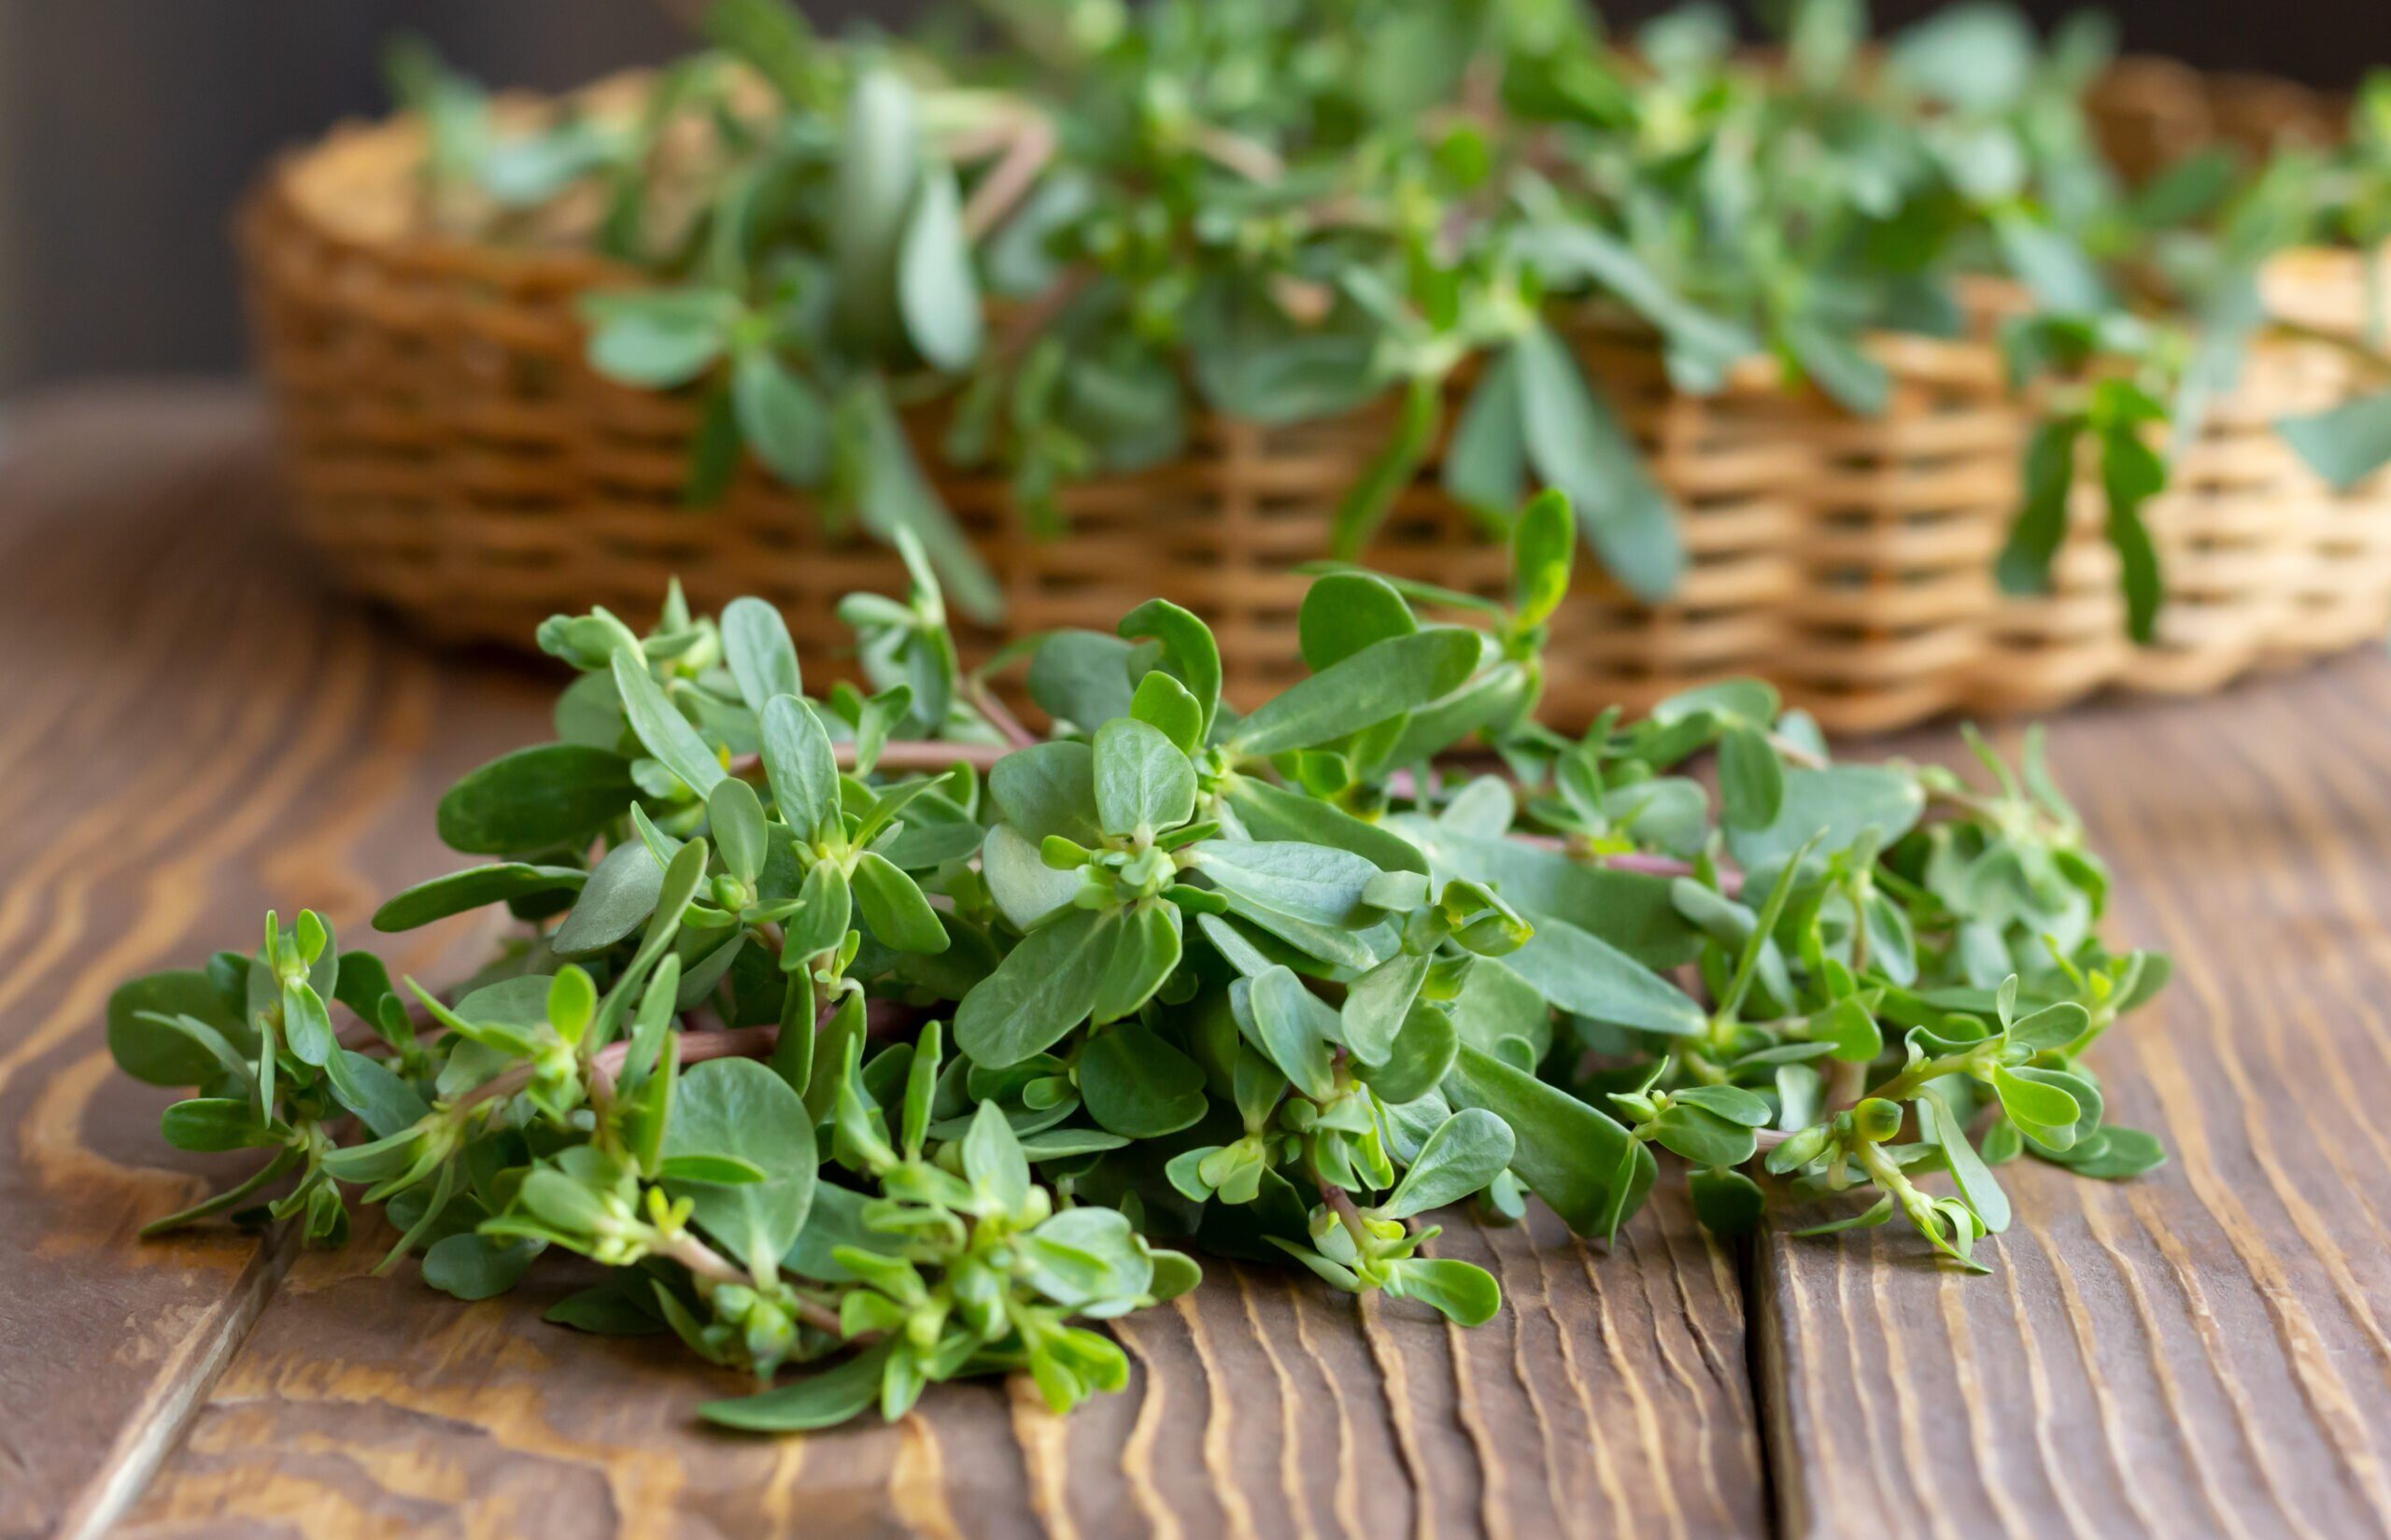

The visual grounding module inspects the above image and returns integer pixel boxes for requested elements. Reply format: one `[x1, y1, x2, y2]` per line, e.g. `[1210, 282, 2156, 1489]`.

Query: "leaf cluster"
[382, 0, 2391, 640]
[111, 487, 2170, 1431]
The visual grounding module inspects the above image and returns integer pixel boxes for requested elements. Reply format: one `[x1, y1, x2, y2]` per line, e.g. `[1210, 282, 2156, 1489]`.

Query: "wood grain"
[0, 389, 1762, 1538]
[116, 1198, 1759, 1540]
[1760, 666, 2391, 1539]
[0, 389, 564, 1538]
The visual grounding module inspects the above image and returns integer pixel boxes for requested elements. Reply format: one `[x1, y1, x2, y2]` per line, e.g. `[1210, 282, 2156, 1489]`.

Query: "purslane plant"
[382, 0, 2391, 643]
[110, 492, 2169, 1429]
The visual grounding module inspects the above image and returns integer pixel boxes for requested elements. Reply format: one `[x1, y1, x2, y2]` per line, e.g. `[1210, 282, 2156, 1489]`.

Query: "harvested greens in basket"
[111, 491, 2170, 1431]
[382, 0, 2391, 640]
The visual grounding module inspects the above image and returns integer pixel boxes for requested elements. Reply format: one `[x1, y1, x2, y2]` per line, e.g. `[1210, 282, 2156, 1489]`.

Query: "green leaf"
[1077, 1023, 1209, 1137]
[1811, 994, 1885, 1062]
[1094, 717, 1196, 839]
[1523, 224, 1755, 389]
[702, 1344, 895, 1432]
[1018, 1207, 1153, 1307]
[1241, 968, 1339, 1100]
[847, 380, 1004, 625]
[1991, 1064, 2081, 1144]
[733, 350, 828, 487]
[324, 1050, 432, 1137]
[2099, 422, 2166, 643]
[782, 858, 853, 963]
[282, 981, 335, 1067]
[656, 1152, 768, 1184]
[161, 1097, 274, 1151]
[1298, 572, 1418, 671]
[1889, 0, 2036, 110]
[1648, 1104, 1755, 1166]
[436, 744, 635, 855]
[1028, 631, 1139, 731]
[2281, 389, 2391, 492]
[982, 822, 1082, 932]
[1500, 912, 1705, 1036]
[709, 776, 770, 886]
[720, 597, 802, 712]
[688, 388, 741, 505]
[1357, 1002, 1458, 1105]
[2011, 1065, 2104, 1154]
[552, 841, 667, 957]
[850, 852, 950, 954]
[1725, 766, 1925, 876]
[1229, 629, 1481, 756]
[2007, 1000, 2091, 1053]
[1380, 1108, 1515, 1218]
[962, 1099, 1031, 1213]
[1673, 1085, 1773, 1125]
[1091, 900, 1181, 1024]
[613, 647, 728, 796]
[1997, 417, 2083, 596]
[582, 289, 729, 388]
[1717, 721, 1784, 831]
[545, 1279, 668, 1336]
[1995, 216, 2113, 316]
[1649, 678, 1780, 728]
[421, 1233, 540, 1301]
[1187, 840, 1384, 928]
[1400, 823, 1696, 968]
[1923, 1092, 2011, 1233]
[108, 971, 252, 1085]
[1221, 779, 1428, 877]
[1384, 1256, 1502, 1326]
[2040, 1124, 2165, 1180]
[1689, 1167, 1766, 1236]
[371, 864, 585, 932]
[663, 1058, 818, 1272]
[832, 69, 918, 350]
[1441, 1043, 1653, 1237]
[955, 908, 1117, 1067]
[1341, 952, 1429, 1066]
[989, 740, 1103, 846]
[1127, 673, 1203, 757]
[760, 694, 840, 845]
[702, 0, 814, 99]
[1514, 322, 1684, 602]
[1443, 350, 1526, 516]
[1510, 488, 1574, 626]
[898, 163, 983, 372]
[1783, 316, 1889, 416]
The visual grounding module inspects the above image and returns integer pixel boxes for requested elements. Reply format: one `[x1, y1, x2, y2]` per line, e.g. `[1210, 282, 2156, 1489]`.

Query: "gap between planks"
[51, 1225, 301, 1540]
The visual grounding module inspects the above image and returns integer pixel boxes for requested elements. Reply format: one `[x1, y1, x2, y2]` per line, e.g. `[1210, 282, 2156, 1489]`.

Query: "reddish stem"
[967, 678, 1040, 749]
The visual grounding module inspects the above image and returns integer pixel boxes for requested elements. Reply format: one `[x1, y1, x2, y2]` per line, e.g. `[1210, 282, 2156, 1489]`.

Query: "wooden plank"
[0, 389, 556, 1538]
[117, 1195, 1759, 1540]
[1758, 658, 2391, 1539]
[0, 389, 1762, 1537]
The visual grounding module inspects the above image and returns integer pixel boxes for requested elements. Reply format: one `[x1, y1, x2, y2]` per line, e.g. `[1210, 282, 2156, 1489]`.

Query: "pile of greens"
[110, 491, 2169, 1431]
[383, 0, 2391, 642]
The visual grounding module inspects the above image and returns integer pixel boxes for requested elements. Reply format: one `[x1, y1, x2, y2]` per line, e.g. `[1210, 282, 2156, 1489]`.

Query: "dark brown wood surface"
[3, 387, 2385, 1538]
[1758, 673, 2391, 1539]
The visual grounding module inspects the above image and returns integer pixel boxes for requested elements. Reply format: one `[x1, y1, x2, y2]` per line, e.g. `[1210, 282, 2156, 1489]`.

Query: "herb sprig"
[111, 488, 2169, 1430]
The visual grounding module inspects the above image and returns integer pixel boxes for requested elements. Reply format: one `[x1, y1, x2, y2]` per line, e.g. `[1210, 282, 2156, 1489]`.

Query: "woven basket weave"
[242, 62, 2391, 733]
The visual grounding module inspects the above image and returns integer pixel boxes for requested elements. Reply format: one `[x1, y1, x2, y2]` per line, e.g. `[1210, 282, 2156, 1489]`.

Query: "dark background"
[0, 0, 2372, 391]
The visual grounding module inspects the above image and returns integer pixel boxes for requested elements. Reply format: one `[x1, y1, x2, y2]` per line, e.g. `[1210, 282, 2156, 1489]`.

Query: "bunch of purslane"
[109, 492, 2168, 1430]
[384, 0, 2391, 640]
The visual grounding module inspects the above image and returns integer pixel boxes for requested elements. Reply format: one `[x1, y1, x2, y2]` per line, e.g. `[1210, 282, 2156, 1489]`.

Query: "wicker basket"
[242, 63, 2391, 733]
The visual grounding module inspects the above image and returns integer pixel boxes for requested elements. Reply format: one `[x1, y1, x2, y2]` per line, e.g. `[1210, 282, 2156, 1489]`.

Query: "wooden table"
[6, 387, 2389, 1540]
